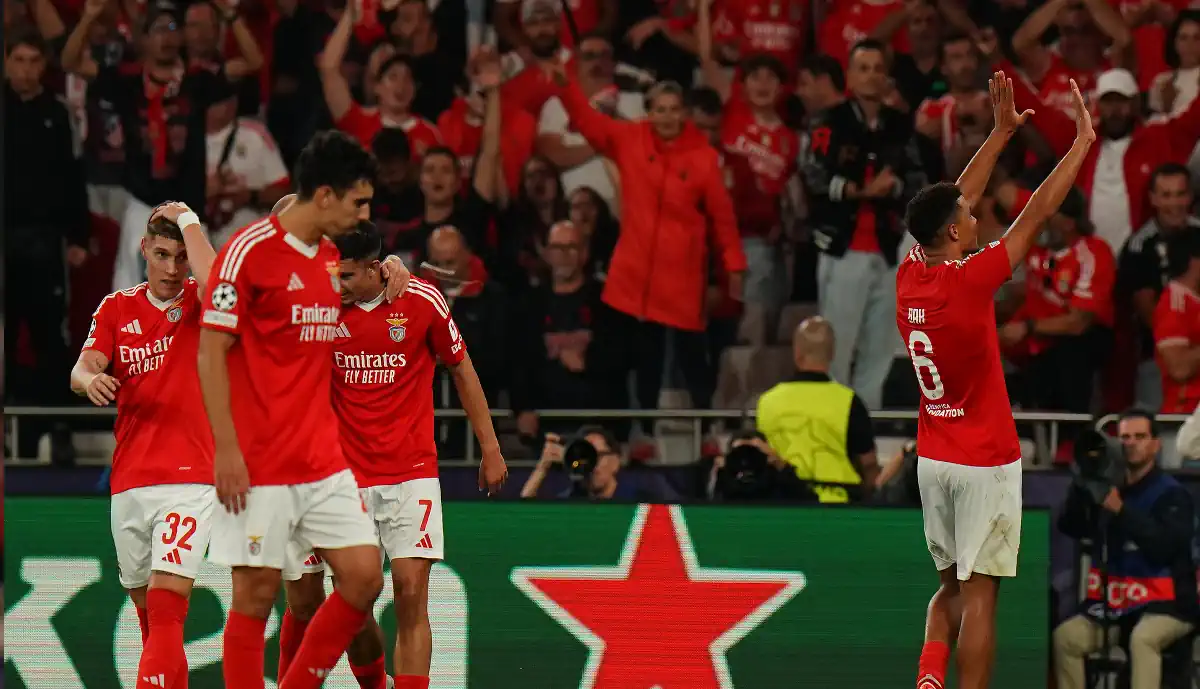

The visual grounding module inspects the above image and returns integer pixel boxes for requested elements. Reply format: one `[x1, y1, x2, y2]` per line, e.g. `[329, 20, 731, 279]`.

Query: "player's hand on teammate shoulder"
[1069, 79, 1096, 143]
[214, 445, 250, 514]
[479, 446, 508, 495]
[379, 255, 411, 302]
[84, 372, 120, 406]
[989, 70, 1034, 135]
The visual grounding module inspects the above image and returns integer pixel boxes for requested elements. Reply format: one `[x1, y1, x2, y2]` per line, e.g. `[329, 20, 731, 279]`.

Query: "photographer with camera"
[1054, 409, 1198, 689]
[703, 432, 817, 503]
[519, 426, 677, 500]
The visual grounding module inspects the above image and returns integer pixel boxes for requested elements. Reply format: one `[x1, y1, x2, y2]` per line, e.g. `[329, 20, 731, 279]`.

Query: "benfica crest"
[167, 306, 183, 323]
[386, 315, 408, 342]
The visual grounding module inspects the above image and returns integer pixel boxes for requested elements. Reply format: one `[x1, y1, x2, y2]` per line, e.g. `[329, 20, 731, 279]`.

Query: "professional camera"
[717, 442, 774, 500]
[1071, 429, 1126, 503]
[563, 435, 599, 493]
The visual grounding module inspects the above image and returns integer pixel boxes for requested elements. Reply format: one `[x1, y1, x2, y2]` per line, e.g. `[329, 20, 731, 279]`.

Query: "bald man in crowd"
[755, 316, 879, 503]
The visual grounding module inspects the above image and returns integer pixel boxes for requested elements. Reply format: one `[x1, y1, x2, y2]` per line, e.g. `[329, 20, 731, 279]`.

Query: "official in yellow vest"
[757, 316, 879, 503]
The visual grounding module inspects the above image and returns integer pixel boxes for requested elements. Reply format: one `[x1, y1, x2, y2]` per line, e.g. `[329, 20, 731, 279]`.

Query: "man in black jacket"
[802, 39, 927, 410]
[1054, 409, 1197, 689]
[5, 31, 90, 458]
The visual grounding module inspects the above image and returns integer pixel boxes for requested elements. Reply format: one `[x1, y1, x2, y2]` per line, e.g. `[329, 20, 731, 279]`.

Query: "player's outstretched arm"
[1004, 79, 1096, 269]
[197, 329, 250, 512]
[956, 71, 1032, 208]
[448, 354, 508, 495]
[70, 351, 119, 406]
[152, 202, 218, 294]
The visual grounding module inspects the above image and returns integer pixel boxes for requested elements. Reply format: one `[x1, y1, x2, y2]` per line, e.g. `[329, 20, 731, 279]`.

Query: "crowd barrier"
[5, 498, 1050, 689]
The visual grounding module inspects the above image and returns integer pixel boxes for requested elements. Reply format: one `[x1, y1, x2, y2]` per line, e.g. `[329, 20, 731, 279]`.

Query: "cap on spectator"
[522, 0, 560, 23]
[1095, 69, 1138, 99]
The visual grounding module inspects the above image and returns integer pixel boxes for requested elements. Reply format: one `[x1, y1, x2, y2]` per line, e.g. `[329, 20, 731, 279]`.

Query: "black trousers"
[1019, 326, 1113, 415]
[611, 310, 715, 414]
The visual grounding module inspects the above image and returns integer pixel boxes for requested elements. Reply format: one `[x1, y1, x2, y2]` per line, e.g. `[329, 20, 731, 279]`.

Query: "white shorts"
[110, 484, 217, 589]
[917, 457, 1022, 581]
[208, 470, 379, 571]
[282, 478, 444, 581]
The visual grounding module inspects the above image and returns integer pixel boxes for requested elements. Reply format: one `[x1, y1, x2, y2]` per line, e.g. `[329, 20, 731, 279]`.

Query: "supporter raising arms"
[320, 0, 441, 155]
[543, 57, 746, 419]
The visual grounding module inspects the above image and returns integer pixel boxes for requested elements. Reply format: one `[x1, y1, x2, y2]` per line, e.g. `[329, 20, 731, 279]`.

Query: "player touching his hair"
[280, 222, 507, 689]
[896, 72, 1095, 689]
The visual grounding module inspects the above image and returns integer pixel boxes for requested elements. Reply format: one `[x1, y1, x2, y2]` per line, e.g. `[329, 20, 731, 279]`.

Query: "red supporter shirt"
[1155, 281, 1200, 414]
[716, 0, 807, 75]
[200, 217, 347, 486]
[720, 96, 797, 237]
[1036, 52, 1108, 118]
[331, 278, 466, 486]
[895, 241, 1021, 467]
[1011, 236, 1116, 356]
[437, 97, 535, 197]
[84, 280, 213, 494]
[817, 0, 907, 66]
[502, 49, 575, 116]
[335, 102, 443, 157]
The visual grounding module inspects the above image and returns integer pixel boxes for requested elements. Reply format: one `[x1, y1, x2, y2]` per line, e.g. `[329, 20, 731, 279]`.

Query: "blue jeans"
[817, 250, 898, 409]
[741, 237, 788, 324]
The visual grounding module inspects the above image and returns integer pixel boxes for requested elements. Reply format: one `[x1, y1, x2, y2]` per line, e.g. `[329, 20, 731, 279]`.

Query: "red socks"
[135, 590, 190, 689]
[350, 656, 389, 689]
[278, 609, 310, 681]
[394, 676, 430, 689]
[279, 591, 368, 689]
[224, 610, 268, 689]
[917, 640, 950, 689]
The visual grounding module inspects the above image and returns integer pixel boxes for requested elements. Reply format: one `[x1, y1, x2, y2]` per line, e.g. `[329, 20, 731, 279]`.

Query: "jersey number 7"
[906, 330, 945, 401]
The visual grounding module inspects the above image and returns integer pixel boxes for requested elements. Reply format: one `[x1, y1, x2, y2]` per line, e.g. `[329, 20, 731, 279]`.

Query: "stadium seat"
[38, 432, 113, 467]
[736, 304, 769, 345]
[713, 345, 758, 410]
[775, 302, 819, 344]
[657, 388, 693, 410]
[749, 346, 795, 397]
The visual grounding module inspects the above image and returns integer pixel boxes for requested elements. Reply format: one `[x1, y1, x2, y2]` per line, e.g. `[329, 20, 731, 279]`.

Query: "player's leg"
[279, 548, 328, 681]
[390, 558, 434, 689]
[953, 461, 1023, 689]
[346, 613, 390, 689]
[208, 485, 292, 689]
[135, 485, 216, 689]
[281, 471, 383, 689]
[915, 458, 959, 689]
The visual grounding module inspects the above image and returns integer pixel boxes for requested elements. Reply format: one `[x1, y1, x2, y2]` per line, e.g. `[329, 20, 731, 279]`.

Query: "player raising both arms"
[70, 202, 217, 689]
[897, 73, 1095, 689]
[198, 131, 386, 689]
[279, 223, 507, 689]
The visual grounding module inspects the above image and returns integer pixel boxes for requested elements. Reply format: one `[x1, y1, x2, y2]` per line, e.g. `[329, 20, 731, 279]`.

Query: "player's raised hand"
[214, 446, 250, 514]
[1069, 79, 1096, 143]
[380, 255, 411, 302]
[85, 372, 120, 406]
[479, 446, 508, 495]
[990, 71, 1033, 134]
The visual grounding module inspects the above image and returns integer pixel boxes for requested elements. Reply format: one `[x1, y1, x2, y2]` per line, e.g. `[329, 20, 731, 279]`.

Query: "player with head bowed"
[897, 72, 1095, 689]
[197, 131, 400, 689]
[278, 222, 507, 689]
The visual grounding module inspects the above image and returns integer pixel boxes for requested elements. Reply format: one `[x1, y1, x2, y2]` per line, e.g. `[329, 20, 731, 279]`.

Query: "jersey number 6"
[907, 330, 945, 401]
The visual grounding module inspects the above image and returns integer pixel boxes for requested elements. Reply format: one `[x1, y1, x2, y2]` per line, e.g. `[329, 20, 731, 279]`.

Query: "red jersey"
[84, 279, 213, 494]
[1154, 281, 1200, 414]
[502, 48, 576, 116]
[437, 97, 536, 197]
[331, 278, 466, 486]
[720, 96, 797, 237]
[895, 240, 1021, 467]
[817, 0, 907, 66]
[334, 102, 442, 157]
[1010, 236, 1116, 357]
[200, 217, 347, 486]
[915, 92, 987, 158]
[715, 0, 807, 75]
[1036, 52, 1108, 119]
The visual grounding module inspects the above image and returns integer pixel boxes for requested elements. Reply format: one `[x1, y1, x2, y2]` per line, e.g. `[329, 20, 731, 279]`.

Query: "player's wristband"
[177, 211, 200, 229]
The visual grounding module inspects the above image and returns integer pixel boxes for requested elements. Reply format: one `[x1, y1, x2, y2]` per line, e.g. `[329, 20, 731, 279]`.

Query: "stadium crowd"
[7, 0, 1200, 464]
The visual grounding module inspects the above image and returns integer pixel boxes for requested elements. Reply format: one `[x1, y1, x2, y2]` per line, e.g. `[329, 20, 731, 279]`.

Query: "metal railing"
[4, 405, 1124, 467]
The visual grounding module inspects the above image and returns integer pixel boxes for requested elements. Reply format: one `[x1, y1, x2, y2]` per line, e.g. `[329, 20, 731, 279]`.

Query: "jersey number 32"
[907, 330, 944, 401]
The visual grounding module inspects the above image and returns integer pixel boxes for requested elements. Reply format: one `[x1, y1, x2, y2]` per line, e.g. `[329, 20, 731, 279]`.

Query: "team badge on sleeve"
[386, 315, 408, 342]
[211, 283, 238, 311]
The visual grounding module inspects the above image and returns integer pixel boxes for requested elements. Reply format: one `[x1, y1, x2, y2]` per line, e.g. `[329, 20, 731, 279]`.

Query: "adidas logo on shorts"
[414, 534, 433, 549]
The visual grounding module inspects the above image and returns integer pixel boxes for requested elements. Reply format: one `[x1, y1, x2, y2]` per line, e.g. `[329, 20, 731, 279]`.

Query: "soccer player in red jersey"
[896, 73, 1095, 689]
[279, 223, 508, 689]
[197, 131, 386, 689]
[70, 201, 218, 689]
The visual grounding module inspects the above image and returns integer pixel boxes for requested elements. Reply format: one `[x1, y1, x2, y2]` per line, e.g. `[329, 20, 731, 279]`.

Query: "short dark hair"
[6, 29, 47, 57]
[371, 127, 412, 165]
[334, 221, 384, 262]
[904, 182, 962, 246]
[146, 211, 184, 242]
[421, 145, 461, 173]
[376, 53, 415, 83]
[294, 131, 377, 200]
[849, 39, 888, 66]
[687, 86, 724, 117]
[1118, 407, 1160, 437]
[1149, 162, 1191, 191]
[800, 54, 845, 92]
[1167, 10, 1200, 69]
[740, 53, 788, 84]
[940, 32, 974, 56]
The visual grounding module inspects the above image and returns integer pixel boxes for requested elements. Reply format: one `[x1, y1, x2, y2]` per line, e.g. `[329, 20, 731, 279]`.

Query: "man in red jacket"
[545, 59, 746, 415]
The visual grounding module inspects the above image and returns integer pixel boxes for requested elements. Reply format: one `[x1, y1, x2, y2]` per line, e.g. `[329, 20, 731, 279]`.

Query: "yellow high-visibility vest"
[757, 377, 860, 504]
